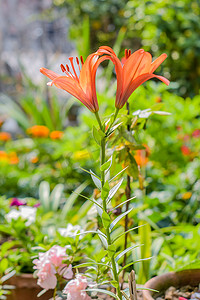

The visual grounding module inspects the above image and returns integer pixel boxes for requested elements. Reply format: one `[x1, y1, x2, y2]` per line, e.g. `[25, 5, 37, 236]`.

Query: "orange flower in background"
[0, 151, 19, 164]
[0, 132, 11, 141]
[50, 131, 63, 140]
[98, 46, 170, 109]
[9, 152, 19, 165]
[0, 151, 9, 163]
[134, 148, 150, 167]
[27, 125, 49, 138]
[0, 119, 4, 128]
[31, 157, 39, 164]
[40, 51, 110, 113]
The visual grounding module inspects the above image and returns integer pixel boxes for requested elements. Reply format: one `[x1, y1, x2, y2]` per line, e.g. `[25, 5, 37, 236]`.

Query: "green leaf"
[122, 289, 130, 300]
[153, 111, 171, 116]
[92, 125, 101, 145]
[37, 289, 48, 297]
[92, 125, 105, 145]
[115, 244, 141, 262]
[111, 196, 136, 212]
[97, 229, 108, 249]
[138, 220, 151, 283]
[102, 211, 111, 229]
[109, 166, 128, 182]
[50, 184, 64, 211]
[85, 288, 120, 299]
[137, 286, 158, 293]
[107, 244, 116, 258]
[119, 257, 152, 273]
[1, 271, 16, 283]
[112, 224, 146, 243]
[110, 207, 133, 230]
[39, 181, 50, 211]
[100, 160, 111, 172]
[61, 181, 88, 218]
[107, 178, 124, 203]
[101, 181, 110, 201]
[90, 169, 101, 189]
[75, 262, 110, 269]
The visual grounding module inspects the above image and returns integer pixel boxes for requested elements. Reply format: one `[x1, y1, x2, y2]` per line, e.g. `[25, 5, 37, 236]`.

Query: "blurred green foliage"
[53, 0, 200, 96]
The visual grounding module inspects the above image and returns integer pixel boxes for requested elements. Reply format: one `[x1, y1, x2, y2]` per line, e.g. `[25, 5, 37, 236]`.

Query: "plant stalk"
[96, 113, 122, 300]
[122, 101, 131, 288]
[53, 286, 57, 300]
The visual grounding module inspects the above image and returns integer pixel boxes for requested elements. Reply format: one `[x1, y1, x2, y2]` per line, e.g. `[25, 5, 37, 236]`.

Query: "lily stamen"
[76, 57, 81, 73]
[69, 57, 79, 81]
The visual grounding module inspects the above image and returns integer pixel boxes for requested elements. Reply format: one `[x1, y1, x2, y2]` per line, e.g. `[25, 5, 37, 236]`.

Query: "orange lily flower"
[98, 46, 170, 109]
[40, 52, 109, 113]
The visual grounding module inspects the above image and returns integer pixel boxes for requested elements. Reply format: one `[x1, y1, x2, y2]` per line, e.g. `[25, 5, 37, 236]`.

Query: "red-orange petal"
[51, 76, 97, 112]
[150, 53, 167, 73]
[40, 68, 60, 81]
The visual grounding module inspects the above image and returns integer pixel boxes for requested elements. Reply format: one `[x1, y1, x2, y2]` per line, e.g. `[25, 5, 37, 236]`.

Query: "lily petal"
[40, 68, 60, 81]
[150, 53, 167, 73]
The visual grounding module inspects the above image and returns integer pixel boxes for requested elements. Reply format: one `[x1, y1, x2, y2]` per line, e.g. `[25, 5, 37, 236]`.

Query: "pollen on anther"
[80, 56, 84, 65]
[60, 64, 66, 72]
[128, 49, 131, 57]
[125, 49, 128, 59]
[66, 64, 70, 72]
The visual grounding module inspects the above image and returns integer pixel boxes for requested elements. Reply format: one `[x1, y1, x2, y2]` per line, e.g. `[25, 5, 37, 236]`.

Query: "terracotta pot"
[143, 269, 200, 300]
[5, 274, 53, 300]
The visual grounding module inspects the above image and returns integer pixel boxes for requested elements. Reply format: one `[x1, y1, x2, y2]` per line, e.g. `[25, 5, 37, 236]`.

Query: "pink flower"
[33, 245, 72, 290]
[192, 129, 200, 138]
[63, 274, 91, 300]
[48, 245, 68, 267]
[10, 198, 26, 207]
[58, 264, 73, 279]
[37, 262, 57, 290]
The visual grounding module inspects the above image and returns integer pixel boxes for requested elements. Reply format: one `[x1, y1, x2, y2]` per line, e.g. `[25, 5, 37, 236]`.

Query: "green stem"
[98, 131, 122, 300]
[53, 286, 57, 300]
[95, 111, 103, 131]
[94, 112, 122, 299]
[106, 108, 119, 135]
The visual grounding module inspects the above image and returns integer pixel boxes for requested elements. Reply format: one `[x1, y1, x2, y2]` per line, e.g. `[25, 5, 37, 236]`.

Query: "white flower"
[58, 224, 84, 239]
[5, 209, 21, 222]
[5, 206, 36, 226]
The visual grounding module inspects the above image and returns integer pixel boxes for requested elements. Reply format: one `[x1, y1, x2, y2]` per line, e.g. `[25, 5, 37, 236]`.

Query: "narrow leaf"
[97, 229, 108, 248]
[39, 181, 50, 211]
[112, 224, 146, 243]
[107, 178, 124, 203]
[111, 196, 136, 212]
[61, 181, 88, 218]
[109, 166, 128, 182]
[115, 244, 141, 262]
[101, 181, 110, 200]
[92, 125, 101, 145]
[51, 184, 64, 211]
[137, 287, 158, 293]
[75, 262, 111, 269]
[90, 169, 101, 189]
[119, 257, 153, 273]
[100, 160, 111, 172]
[102, 211, 111, 229]
[110, 207, 133, 230]
[85, 288, 120, 299]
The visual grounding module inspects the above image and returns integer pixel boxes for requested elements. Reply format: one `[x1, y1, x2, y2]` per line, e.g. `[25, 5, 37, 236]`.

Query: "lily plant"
[40, 46, 169, 300]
